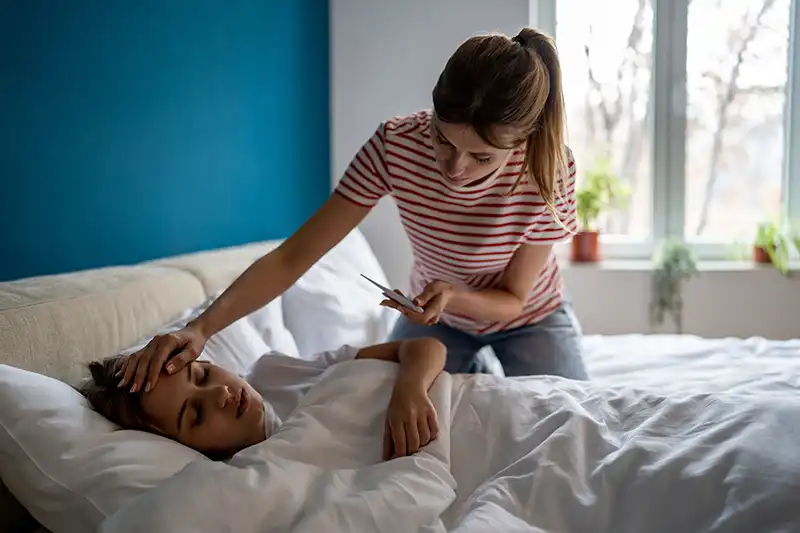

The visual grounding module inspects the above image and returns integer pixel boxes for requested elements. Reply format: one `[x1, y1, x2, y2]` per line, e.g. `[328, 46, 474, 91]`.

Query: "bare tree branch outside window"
[557, 0, 789, 242]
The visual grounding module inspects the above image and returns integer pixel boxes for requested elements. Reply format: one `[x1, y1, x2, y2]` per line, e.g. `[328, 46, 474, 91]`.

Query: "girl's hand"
[383, 382, 439, 460]
[380, 281, 456, 326]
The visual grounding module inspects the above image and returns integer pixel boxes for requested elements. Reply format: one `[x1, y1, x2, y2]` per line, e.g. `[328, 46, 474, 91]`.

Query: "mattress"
[581, 334, 800, 395]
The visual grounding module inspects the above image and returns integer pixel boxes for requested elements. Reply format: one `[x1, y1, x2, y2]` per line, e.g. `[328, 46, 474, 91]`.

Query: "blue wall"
[0, 1, 330, 281]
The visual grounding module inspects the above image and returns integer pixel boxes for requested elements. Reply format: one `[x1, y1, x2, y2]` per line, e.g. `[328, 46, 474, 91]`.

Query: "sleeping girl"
[79, 337, 447, 461]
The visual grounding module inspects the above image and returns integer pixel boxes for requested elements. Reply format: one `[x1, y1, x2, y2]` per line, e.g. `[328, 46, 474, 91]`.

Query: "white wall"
[330, 0, 531, 290]
[562, 263, 800, 339]
[330, 0, 800, 340]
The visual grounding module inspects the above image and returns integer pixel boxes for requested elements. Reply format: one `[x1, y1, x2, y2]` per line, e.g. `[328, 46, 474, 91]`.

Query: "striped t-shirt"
[335, 110, 577, 335]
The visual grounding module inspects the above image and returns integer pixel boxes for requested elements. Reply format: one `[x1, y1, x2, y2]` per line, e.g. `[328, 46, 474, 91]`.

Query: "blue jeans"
[388, 302, 588, 380]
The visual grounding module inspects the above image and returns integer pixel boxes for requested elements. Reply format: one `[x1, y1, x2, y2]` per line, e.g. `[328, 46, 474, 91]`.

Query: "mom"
[120, 27, 588, 393]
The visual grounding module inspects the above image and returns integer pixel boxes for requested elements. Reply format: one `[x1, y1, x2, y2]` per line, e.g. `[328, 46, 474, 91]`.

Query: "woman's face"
[140, 361, 266, 457]
[431, 117, 519, 188]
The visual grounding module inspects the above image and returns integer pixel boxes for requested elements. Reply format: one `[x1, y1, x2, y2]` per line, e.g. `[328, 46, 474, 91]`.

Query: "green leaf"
[649, 239, 698, 332]
[575, 153, 631, 230]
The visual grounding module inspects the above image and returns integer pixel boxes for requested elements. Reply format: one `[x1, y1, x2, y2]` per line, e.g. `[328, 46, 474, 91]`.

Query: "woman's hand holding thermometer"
[363, 275, 457, 326]
[361, 274, 424, 313]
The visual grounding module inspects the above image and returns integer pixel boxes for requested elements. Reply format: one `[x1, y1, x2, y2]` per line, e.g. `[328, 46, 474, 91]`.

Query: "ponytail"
[511, 29, 570, 228]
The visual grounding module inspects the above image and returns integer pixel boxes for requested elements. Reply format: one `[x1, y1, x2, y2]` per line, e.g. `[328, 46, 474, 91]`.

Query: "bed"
[583, 334, 800, 395]
[1, 229, 799, 533]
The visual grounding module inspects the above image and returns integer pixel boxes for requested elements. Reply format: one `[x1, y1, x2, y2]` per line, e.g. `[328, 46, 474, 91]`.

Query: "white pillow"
[0, 364, 207, 533]
[283, 229, 399, 356]
[245, 298, 300, 359]
[0, 304, 276, 533]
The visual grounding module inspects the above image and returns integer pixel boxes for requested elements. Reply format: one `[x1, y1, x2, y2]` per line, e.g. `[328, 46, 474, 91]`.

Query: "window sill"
[559, 258, 800, 273]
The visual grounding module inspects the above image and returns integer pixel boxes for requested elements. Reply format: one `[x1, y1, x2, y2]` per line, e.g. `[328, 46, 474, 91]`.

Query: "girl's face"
[140, 361, 267, 457]
[431, 117, 519, 189]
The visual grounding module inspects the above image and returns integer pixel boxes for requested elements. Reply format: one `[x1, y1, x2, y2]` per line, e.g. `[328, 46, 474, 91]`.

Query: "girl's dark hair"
[78, 355, 229, 461]
[77, 354, 154, 433]
[432, 27, 569, 224]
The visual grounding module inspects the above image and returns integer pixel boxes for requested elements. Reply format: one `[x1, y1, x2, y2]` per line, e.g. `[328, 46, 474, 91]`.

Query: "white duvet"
[101, 360, 800, 533]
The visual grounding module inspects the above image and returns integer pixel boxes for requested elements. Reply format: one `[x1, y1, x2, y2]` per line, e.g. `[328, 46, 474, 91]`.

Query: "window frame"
[536, 0, 800, 261]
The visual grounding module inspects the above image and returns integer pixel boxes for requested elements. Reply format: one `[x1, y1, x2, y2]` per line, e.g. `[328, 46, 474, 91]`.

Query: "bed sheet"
[580, 334, 800, 395]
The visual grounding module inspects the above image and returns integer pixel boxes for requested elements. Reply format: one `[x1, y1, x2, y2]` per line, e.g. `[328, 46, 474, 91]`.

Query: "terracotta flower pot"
[571, 230, 600, 263]
[753, 246, 773, 264]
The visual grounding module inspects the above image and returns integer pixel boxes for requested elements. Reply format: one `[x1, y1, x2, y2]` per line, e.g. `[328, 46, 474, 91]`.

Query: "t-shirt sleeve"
[523, 147, 578, 244]
[334, 123, 391, 208]
[310, 344, 361, 366]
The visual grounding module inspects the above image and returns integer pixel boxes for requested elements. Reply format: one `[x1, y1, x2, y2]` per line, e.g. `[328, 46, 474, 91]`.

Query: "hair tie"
[512, 34, 528, 47]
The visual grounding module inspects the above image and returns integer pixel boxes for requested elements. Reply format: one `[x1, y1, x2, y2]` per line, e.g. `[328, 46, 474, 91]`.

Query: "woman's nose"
[445, 153, 466, 178]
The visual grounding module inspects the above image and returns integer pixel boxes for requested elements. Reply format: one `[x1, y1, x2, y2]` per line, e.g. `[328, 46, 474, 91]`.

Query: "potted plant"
[572, 155, 630, 262]
[650, 239, 698, 334]
[752, 217, 799, 276]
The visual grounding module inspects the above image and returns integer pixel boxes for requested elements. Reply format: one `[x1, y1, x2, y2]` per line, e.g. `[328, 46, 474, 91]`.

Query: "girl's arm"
[356, 338, 447, 459]
[356, 337, 447, 393]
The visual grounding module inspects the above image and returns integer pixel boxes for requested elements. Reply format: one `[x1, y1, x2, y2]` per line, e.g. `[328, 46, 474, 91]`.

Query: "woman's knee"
[389, 317, 484, 374]
[491, 310, 588, 379]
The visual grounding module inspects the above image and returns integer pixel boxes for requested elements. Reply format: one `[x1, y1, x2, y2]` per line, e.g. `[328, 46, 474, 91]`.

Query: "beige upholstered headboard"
[0, 240, 280, 385]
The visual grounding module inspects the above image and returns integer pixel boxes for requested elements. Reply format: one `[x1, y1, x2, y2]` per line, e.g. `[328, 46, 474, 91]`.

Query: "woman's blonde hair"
[432, 28, 569, 223]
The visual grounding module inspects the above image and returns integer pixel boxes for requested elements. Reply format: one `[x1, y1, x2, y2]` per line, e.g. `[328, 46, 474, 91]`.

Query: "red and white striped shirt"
[335, 111, 577, 335]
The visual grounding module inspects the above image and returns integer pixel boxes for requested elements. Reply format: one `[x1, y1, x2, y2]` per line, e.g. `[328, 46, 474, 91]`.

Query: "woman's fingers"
[130, 338, 173, 393]
[115, 357, 129, 379]
[164, 342, 199, 375]
[405, 421, 421, 455]
[414, 286, 438, 307]
[390, 418, 407, 459]
[418, 417, 432, 447]
[129, 356, 153, 393]
[379, 288, 445, 326]
[118, 351, 141, 388]
[119, 335, 176, 392]
[379, 299, 403, 311]
[144, 340, 178, 392]
[383, 421, 394, 461]
[428, 409, 440, 441]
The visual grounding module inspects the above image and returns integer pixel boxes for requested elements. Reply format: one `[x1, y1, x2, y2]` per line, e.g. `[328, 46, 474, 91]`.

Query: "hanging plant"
[650, 239, 699, 334]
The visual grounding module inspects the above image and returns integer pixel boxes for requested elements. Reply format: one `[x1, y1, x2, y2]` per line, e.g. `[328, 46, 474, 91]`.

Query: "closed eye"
[193, 402, 204, 427]
[435, 130, 492, 163]
[190, 365, 210, 427]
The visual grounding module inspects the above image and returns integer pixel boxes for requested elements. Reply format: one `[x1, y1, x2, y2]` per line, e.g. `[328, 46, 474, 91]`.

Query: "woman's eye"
[200, 366, 210, 384]
[475, 156, 492, 164]
[194, 404, 204, 427]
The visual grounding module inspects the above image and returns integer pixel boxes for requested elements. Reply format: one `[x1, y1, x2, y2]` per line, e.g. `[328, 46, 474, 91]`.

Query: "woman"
[118, 27, 588, 395]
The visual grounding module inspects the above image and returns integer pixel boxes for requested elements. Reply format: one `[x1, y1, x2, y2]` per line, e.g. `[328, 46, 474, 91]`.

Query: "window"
[685, 0, 790, 241]
[556, 0, 654, 241]
[541, 0, 799, 259]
